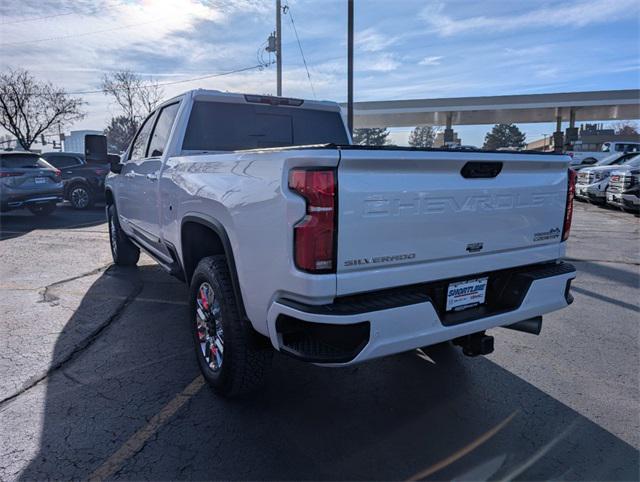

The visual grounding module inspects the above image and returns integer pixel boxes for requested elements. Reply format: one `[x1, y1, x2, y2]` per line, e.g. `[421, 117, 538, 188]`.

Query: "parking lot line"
[89, 375, 205, 481]
[407, 411, 518, 481]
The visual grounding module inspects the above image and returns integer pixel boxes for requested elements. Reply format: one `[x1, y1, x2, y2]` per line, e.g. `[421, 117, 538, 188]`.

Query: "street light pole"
[347, 0, 354, 136]
[276, 0, 282, 96]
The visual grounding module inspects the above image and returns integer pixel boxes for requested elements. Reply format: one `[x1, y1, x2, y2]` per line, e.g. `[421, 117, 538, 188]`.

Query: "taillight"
[562, 169, 577, 242]
[94, 169, 107, 176]
[0, 171, 24, 178]
[288, 168, 336, 273]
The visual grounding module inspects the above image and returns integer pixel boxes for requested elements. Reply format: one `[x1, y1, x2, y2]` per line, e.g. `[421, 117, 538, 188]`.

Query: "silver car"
[0, 151, 64, 216]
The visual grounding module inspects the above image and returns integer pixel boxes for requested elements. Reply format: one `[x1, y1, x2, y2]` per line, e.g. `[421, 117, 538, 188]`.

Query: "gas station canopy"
[346, 89, 640, 128]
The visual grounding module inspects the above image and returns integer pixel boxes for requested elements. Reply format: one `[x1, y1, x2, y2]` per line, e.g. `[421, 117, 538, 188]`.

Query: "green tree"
[104, 115, 138, 153]
[408, 125, 439, 148]
[353, 127, 390, 146]
[483, 123, 526, 150]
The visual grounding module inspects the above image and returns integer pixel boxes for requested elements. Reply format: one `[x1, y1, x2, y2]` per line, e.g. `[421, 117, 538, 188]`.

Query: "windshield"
[0, 153, 54, 169]
[596, 153, 620, 165]
[624, 155, 640, 167]
[182, 101, 349, 151]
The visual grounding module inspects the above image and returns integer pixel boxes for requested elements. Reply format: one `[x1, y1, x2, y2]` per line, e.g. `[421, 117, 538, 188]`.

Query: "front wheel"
[28, 203, 57, 216]
[190, 255, 272, 397]
[107, 204, 140, 266]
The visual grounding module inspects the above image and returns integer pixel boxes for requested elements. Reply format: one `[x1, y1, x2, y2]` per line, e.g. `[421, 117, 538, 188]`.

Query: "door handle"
[65, 170, 73, 174]
[146, 173, 158, 181]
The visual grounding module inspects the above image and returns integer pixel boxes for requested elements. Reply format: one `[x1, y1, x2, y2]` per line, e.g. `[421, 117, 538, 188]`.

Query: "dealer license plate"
[446, 277, 488, 311]
[34, 177, 47, 184]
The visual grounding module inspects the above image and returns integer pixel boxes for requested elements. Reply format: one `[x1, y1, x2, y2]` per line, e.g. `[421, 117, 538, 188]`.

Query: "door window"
[129, 113, 156, 161]
[147, 103, 180, 158]
[47, 155, 82, 169]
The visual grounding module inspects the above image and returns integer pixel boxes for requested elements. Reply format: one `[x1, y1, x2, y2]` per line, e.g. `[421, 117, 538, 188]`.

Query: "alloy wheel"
[71, 187, 89, 209]
[195, 282, 224, 372]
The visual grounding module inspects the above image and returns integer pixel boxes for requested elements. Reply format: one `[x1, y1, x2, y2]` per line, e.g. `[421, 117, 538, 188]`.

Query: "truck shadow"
[16, 265, 639, 481]
[0, 204, 105, 241]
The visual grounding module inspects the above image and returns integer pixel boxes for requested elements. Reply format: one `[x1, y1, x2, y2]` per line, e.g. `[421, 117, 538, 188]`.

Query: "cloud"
[355, 27, 398, 52]
[419, 56, 443, 66]
[420, 0, 639, 36]
[363, 53, 400, 72]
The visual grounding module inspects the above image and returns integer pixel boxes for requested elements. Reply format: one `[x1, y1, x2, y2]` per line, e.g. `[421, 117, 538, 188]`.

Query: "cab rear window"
[182, 101, 348, 151]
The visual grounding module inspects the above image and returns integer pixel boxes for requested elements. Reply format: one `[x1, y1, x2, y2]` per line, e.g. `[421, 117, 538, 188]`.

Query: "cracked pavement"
[0, 202, 638, 480]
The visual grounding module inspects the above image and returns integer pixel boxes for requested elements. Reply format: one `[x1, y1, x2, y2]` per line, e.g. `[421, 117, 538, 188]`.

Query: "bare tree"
[613, 121, 639, 136]
[101, 70, 164, 127]
[0, 69, 85, 150]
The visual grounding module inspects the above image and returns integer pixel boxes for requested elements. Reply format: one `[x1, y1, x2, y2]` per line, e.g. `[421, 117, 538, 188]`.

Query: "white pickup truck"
[89, 90, 577, 397]
[568, 141, 640, 167]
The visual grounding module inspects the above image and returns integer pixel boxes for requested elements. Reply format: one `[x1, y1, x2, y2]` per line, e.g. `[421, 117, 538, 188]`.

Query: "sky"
[1, 0, 639, 147]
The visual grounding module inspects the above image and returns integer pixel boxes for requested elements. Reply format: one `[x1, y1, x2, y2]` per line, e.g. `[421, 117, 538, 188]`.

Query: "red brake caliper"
[210, 344, 218, 362]
[197, 286, 209, 342]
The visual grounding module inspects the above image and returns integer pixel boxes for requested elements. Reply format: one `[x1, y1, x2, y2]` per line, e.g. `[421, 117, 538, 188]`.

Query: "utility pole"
[347, 0, 354, 136]
[276, 0, 282, 96]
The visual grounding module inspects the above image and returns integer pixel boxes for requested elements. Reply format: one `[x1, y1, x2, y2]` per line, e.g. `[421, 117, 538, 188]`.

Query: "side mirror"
[107, 154, 122, 174]
[85, 135, 108, 163]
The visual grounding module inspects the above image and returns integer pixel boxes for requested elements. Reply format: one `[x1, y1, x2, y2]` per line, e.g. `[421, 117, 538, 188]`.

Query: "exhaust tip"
[504, 316, 543, 335]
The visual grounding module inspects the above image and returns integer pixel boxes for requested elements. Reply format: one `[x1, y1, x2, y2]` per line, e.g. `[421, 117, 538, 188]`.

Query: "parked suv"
[41, 152, 110, 209]
[575, 152, 639, 203]
[606, 155, 640, 213]
[0, 151, 63, 216]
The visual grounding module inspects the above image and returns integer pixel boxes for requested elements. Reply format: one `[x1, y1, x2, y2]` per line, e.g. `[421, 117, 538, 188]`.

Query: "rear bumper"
[266, 262, 576, 365]
[1, 187, 63, 210]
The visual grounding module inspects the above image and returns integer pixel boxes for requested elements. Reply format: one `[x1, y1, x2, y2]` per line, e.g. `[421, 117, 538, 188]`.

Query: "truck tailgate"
[336, 149, 569, 294]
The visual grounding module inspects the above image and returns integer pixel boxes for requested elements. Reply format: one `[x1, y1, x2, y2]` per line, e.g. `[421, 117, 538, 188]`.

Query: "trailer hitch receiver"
[453, 331, 494, 357]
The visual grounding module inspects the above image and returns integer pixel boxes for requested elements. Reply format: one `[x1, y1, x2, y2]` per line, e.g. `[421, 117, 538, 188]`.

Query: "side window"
[147, 103, 180, 158]
[615, 144, 625, 152]
[48, 156, 81, 169]
[129, 113, 155, 161]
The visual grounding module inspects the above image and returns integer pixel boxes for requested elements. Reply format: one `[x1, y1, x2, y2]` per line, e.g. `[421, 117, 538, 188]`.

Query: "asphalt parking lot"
[0, 201, 638, 481]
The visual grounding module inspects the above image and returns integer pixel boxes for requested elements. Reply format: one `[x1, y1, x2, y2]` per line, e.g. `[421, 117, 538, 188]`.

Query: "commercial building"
[347, 89, 640, 153]
[526, 123, 640, 152]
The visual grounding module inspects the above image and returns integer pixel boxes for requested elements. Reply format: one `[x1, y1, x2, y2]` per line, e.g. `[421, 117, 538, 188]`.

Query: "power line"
[283, 2, 316, 99]
[19, 63, 272, 96]
[0, 11, 75, 25]
[1, 17, 163, 46]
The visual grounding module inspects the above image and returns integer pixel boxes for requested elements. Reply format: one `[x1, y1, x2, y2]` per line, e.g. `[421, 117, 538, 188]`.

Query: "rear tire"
[28, 203, 56, 216]
[190, 255, 272, 397]
[69, 183, 93, 210]
[107, 204, 140, 266]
